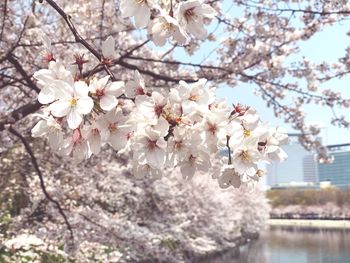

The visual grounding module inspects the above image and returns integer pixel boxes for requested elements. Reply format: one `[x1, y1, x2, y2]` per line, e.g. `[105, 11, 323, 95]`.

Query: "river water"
[230, 226, 350, 263]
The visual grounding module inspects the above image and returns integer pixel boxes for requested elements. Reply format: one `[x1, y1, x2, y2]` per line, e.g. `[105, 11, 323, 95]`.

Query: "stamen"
[70, 98, 77, 106]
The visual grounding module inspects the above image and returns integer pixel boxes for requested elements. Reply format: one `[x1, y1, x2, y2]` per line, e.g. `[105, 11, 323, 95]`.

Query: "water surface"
[231, 226, 350, 263]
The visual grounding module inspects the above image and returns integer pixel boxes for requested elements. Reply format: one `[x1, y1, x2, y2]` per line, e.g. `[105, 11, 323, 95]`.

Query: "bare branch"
[8, 126, 74, 241]
[6, 53, 40, 93]
[0, 101, 41, 132]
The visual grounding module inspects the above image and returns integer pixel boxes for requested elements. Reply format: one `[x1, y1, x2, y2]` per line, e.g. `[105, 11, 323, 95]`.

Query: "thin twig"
[42, 0, 117, 81]
[8, 126, 74, 240]
[6, 53, 40, 93]
[226, 135, 232, 165]
[0, 0, 7, 41]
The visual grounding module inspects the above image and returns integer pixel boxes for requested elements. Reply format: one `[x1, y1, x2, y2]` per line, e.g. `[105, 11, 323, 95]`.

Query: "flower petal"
[67, 108, 82, 129]
[76, 97, 94, 115]
[49, 100, 71, 117]
[100, 94, 117, 111]
[74, 81, 89, 98]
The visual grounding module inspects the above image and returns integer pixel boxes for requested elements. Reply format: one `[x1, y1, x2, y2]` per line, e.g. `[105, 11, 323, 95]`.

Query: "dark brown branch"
[120, 40, 150, 59]
[8, 126, 74, 240]
[226, 136, 232, 165]
[0, 101, 41, 132]
[83, 58, 198, 83]
[6, 53, 40, 93]
[0, 0, 7, 41]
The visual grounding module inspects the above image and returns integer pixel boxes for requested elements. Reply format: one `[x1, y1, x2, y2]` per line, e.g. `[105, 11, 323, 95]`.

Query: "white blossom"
[148, 14, 189, 46]
[48, 80, 94, 129]
[120, 0, 153, 28]
[89, 76, 125, 111]
[177, 0, 217, 39]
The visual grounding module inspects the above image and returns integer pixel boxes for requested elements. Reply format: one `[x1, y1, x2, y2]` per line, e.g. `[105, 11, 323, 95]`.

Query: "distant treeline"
[267, 188, 350, 208]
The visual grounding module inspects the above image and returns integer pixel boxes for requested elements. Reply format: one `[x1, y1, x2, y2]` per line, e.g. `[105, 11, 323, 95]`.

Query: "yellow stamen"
[108, 123, 117, 132]
[162, 22, 173, 32]
[70, 98, 77, 106]
[241, 150, 250, 161]
[189, 94, 198, 101]
[243, 129, 251, 137]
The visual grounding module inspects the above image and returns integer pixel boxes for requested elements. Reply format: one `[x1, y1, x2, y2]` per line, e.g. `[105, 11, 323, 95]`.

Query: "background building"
[318, 151, 350, 188]
[303, 154, 319, 184]
[266, 137, 350, 189]
[266, 138, 309, 187]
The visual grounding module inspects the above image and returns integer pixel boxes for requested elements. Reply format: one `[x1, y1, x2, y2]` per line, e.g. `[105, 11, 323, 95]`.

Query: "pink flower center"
[92, 128, 100, 135]
[184, 8, 195, 22]
[108, 123, 117, 132]
[175, 140, 183, 150]
[189, 154, 196, 164]
[96, 89, 105, 97]
[207, 122, 217, 135]
[147, 139, 157, 151]
[154, 104, 164, 117]
[135, 87, 145, 96]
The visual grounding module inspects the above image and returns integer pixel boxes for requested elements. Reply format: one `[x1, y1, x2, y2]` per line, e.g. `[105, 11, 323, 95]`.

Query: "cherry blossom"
[120, 0, 154, 28]
[148, 14, 189, 47]
[48, 81, 94, 129]
[89, 76, 124, 111]
[101, 36, 117, 60]
[125, 70, 147, 98]
[177, 0, 217, 39]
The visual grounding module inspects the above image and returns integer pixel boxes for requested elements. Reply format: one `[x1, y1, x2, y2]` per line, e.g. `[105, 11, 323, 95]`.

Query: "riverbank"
[268, 219, 350, 229]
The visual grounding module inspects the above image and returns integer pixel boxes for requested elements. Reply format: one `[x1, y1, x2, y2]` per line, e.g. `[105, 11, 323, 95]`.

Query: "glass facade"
[318, 151, 350, 188]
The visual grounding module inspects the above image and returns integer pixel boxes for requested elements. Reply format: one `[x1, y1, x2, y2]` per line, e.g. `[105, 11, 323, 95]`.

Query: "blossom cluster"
[120, 0, 217, 46]
[32, 59, 288, 188]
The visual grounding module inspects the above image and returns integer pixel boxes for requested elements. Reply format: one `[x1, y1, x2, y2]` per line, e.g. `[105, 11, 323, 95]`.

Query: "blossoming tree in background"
[1, 0, 350, 261]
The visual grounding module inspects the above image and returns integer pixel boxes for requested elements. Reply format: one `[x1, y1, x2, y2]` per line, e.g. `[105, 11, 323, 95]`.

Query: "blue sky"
[176, 3, 350, 146]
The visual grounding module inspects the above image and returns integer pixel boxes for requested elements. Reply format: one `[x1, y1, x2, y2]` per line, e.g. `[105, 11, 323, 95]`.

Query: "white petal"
[31, 120, 48, 137]
[49, 100, 71, 117]
[74, 81, 89, 98]
[120, 0, 138, 18]
[102, 36, 116, 59]
[33, 69, 53, 83]
[106, 81, 125, 97]
[88, 134, 101, 155]
[100, 94, 117, 111]
[109, 132, 127, 150]
[38, 86, 56, 104]
[199, 4, 217, 18]
[48, 131, 63, 150]
[67, 108, 83, 129]
[134, 6, 150, 28]
[146, 147, 165, 168]
[76, 97, 94, 115]
[188, 20, 207, 39]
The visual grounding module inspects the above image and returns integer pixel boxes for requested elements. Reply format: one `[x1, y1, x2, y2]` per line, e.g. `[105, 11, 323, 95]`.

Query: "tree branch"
[6, 53, 40, 93]
[0, 101, 41, 132]
[8, 126, 74, 240]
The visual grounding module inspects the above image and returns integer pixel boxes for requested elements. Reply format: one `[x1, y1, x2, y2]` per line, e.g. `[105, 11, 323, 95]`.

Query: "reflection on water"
[232, 226, 350, 263]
